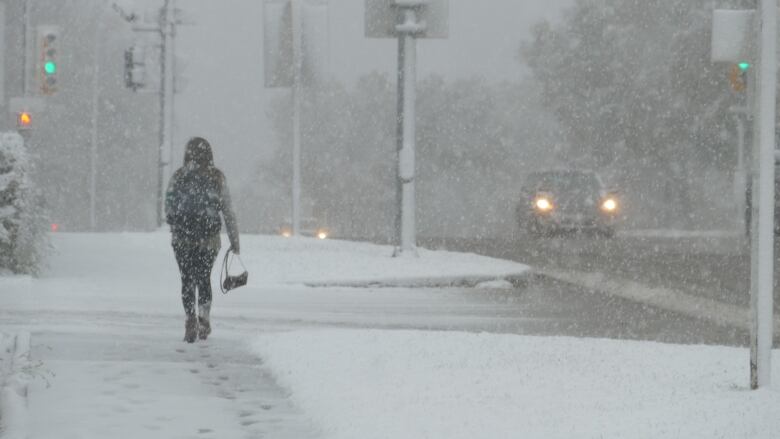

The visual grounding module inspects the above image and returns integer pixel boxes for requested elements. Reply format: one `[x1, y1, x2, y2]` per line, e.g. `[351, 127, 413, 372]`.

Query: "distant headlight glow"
[317, 231, 328, 240]
[601, 198, 618, 212]
[535, 197, 553, 212]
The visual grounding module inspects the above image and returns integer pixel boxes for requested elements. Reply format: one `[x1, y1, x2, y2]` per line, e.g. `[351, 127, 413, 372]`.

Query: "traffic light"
[729, 63, 748, 92]
[124, 45, 146, 91]
[38, 27, 59, 95]
[17, 111, 33, 130]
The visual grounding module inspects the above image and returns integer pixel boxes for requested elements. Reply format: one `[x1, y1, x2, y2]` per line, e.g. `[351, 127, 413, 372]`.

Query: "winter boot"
[184, 315, 198, 343]
[198, 302, 211, 340]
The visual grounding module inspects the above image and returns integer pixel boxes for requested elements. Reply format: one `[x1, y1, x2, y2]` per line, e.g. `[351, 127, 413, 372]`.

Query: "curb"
[302, 271, 531, 289]
[1, 331, 31, 439]
[535, 268, 780, 334]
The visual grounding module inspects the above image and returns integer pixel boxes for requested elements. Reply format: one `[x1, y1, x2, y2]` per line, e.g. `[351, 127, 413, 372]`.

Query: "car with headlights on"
[516, 169, 618, 238]
[279, 217, 330, 240]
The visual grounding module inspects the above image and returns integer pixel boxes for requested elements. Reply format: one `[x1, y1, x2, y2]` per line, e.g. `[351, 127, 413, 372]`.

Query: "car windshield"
[526, 171, 601, 194]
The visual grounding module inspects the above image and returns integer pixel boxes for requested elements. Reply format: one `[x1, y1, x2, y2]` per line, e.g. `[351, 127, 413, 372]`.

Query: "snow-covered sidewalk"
[0, 232, 531, 438]
[2, 232, 778, 438]
[254, 329, 780, 439]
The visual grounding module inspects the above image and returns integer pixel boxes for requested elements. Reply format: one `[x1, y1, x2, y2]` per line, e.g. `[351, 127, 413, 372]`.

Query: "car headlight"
[601, 198, 618, 212]
[317, 230, 328, 240]
[280, 228, 292, 238]
[534, 197, 553, 212]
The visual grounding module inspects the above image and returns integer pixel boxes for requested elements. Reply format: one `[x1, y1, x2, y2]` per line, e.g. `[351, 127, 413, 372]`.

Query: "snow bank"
[238, 234, 529, 287]
[254, 330, 780, 439]
[0, 232, 528, 293]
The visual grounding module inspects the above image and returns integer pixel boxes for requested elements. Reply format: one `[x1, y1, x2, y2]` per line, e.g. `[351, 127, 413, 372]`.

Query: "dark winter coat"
[164, 137, 239, 252]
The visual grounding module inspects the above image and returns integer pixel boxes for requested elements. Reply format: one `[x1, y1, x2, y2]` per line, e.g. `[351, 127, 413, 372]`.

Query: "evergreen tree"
[0, 133, 49, 274]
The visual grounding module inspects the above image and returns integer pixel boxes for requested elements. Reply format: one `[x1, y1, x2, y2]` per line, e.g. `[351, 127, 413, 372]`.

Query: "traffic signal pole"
[115, 1, 178, 228]
[749, 0, 776, 390]
[156, 0, 175, 227]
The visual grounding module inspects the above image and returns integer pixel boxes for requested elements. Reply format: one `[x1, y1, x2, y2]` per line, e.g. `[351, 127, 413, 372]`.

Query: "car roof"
[525, 169, 597, 181]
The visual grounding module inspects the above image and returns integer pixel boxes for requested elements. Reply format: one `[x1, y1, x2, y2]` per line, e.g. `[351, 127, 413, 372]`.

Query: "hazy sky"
[169, 0, 573, 186]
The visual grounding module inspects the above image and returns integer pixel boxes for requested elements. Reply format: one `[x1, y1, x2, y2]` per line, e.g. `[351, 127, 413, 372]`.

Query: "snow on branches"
[0, 132, 48, 275]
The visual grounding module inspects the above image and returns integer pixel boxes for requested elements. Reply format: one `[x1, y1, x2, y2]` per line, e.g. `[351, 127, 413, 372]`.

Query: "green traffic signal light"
[738, 62, 750, 72]
[44, 61, 57, 75]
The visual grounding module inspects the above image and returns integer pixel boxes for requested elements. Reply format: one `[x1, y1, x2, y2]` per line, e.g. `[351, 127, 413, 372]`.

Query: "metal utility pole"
[365, 0, 448, 255]
[264, 0, 329, 236]
[712, 6, 775, 390]
[729, 106, 747, 229]
[115, 0, 180, 227]
[395, 6, 420, 256]
[22, 0, 30, 95]
[90, 18, 102, 230]
[157, 0, 175, 227]
[291, 0, 303, 236]
[749, 0, 776, 390]
[394, 35, 404, 249]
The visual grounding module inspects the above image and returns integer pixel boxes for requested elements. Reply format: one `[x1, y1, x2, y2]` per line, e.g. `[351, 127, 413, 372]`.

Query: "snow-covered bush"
[0, 132, 48, 275]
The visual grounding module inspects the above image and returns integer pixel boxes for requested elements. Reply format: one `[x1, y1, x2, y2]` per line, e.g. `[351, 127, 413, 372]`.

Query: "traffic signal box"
[729, 62, 749, 92]
[17, 112, 32, 130]
[38, 27, 59, 95]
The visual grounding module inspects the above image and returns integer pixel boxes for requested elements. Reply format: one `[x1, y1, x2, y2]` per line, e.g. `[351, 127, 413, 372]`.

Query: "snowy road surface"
[0, 232, 777, 438]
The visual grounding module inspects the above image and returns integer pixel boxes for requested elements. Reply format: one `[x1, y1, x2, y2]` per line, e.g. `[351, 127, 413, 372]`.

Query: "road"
[422, 231, 780, 346]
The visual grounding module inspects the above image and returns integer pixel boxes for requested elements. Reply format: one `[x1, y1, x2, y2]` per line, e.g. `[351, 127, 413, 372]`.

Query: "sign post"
[365, 0, 448, 256]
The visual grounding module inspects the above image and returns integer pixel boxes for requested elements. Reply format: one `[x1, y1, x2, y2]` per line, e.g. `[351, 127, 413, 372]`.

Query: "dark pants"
[173, 242, 218, 317]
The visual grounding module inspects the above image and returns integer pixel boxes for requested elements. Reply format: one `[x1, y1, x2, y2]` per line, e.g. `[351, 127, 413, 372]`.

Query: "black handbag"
[220, 247, 248, 294]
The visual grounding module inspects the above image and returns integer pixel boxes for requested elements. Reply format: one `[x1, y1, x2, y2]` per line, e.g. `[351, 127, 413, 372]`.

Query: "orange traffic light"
[17, 111, 32, 129]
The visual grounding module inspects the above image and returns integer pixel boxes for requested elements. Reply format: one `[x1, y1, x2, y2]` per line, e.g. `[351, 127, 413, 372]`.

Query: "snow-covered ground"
[255, 330, 780, 439]
[1, 232, 778, 438]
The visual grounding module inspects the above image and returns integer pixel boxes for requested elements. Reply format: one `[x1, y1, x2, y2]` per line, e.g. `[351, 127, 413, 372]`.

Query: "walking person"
[165, 137, 240, 343]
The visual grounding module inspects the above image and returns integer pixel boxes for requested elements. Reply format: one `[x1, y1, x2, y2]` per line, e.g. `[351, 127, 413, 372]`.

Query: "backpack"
[169, 170, 222, 239]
